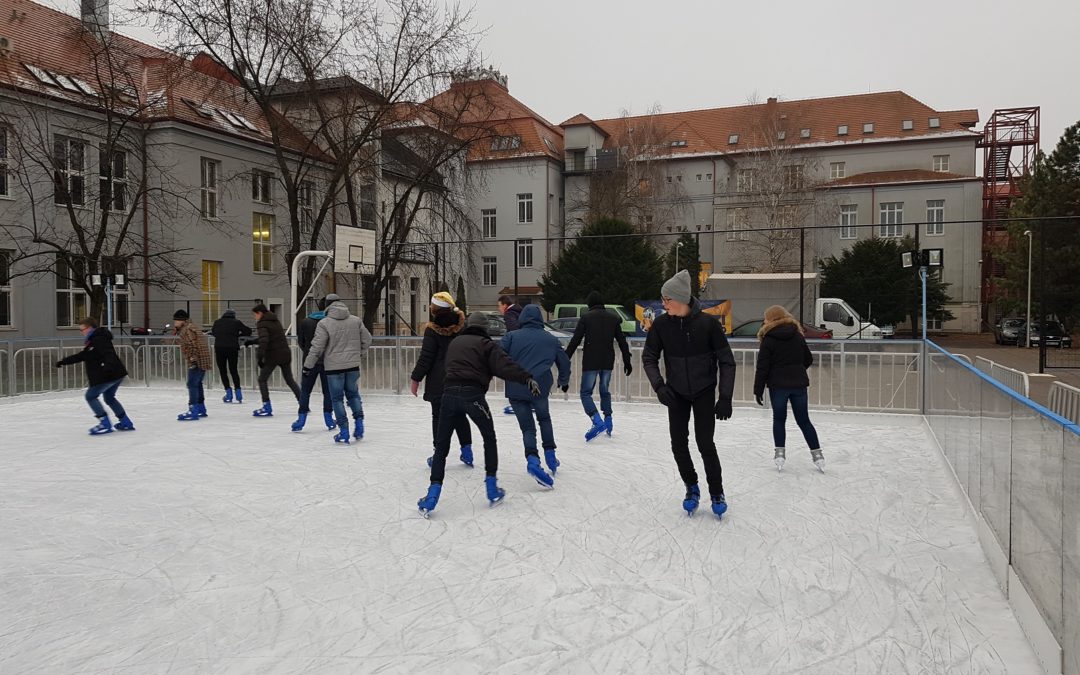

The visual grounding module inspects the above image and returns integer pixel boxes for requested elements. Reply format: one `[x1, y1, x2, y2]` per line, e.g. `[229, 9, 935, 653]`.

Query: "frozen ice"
[0, 389, 1040, 673]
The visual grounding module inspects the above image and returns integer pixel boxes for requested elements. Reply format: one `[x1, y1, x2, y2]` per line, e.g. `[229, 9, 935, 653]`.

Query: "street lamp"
[90, 272, 125, 331]
[901, 248, 944, 341]
[675, 240, 685, 272]
[1023, 229, 1033, 348]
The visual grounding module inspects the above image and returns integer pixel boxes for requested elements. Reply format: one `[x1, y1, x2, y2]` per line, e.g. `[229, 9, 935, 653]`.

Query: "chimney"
[766, 97, 778, 105]
[81, 0, 109, 38]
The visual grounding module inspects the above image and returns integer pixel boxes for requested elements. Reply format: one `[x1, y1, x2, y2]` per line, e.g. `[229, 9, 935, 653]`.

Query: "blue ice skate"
[89, 416, 113, 435]
[485, 475, 505, 505]
[252, 401, 273, 417]
[584, 412, 605, 442]
[526, 455, 554, 489]
[683, 484, 700, 517]
[711, 494, 728, 519]
[291, 413, 307, 432]
[418, 483, 442, 517]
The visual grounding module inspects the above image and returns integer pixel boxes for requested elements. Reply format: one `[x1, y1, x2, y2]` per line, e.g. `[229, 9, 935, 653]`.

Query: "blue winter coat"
[500, 305, 571, 400]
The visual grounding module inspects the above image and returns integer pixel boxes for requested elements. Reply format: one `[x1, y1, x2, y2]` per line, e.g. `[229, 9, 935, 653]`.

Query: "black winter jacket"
[297, 311, 325, 358]
[565, 304, 632, 371]
[753, 323, 813, 396]
[210, 316, 253, 351]
[58, 327, 129, 385]
[410, 309, 466, 401]
[503, 304, 523, 332]
[642, 299, 736, 400]
[256, 312, 292, 366]
[443, 325, 532, 392]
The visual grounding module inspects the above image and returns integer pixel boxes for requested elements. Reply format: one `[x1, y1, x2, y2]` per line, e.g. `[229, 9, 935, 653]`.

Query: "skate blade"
[775, 458, 785, 472]
[89, 429, 114, 436]
[814, 460, 825, 473]
[488, 495, 506, 507]
[418, 508, 431, 519]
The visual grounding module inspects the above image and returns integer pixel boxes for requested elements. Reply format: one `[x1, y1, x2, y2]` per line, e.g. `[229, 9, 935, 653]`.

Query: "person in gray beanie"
[211, 307, 252, 403]
[643, 269, 736, 519]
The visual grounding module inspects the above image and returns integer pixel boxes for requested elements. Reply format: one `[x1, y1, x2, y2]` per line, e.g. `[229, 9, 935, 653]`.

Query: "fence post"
[394, 334, 403, 395]
[919, 340, 927, 415]
[839, 341, 847, 412]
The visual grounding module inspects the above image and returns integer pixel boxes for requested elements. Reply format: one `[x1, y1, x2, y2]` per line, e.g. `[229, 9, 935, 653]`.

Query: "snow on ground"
[0, 389, 1040, 674]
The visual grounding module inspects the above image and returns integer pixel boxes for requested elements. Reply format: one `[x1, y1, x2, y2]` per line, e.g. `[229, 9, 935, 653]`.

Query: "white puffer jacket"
[303, 302, 372, 373]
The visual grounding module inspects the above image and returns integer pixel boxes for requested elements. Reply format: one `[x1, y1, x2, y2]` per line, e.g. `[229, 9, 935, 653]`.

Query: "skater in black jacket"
[642, 270, 736, 519]
[55, 317, 134, 435]
[210, 308, 252, 403]
[564, 290, 632, 440]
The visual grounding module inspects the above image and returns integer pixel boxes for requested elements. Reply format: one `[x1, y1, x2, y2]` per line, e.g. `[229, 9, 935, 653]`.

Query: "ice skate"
[291, 413, 307, 432]
[114, 416, 135, 431]
[222, 388, 233, 403]
[89, 416, 113, 435]
[417, 483, 442, 517]
[485, 475, 505, 505]
[774, 447, 786, 472]
[526, 455, 554, 489]
[177, 406, 200, 421]
[683, 484, 700, 516]
[323, 411, 335, 430]
[543, 449, 560, 475]
[252, 401, 273, 417]
[604, 414, 613, 437]
[811, 448, 825, 473]
[711, 494, 728, 519]
[459, 444, 474, 467]
[353, 418, 364, 439]
[584, 412, 605, 442]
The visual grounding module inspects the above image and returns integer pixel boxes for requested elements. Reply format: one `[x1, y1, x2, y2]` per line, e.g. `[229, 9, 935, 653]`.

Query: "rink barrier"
[925, 341, 1080, 675]
[974, 355, 1031, 398]
[1048, 381, 1080, 426]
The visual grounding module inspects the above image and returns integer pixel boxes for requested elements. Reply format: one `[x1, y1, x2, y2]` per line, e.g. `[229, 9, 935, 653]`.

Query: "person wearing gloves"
[302, 299, 373, 443]
[251, 303, 301, 417]
[417, 312, 541, 518]
[173, 309, 214, 421]
[210, 307, 252, 403]
[753, 305, 824, 473]
[409, 292, 474, 468]
[642, 269, 736, 519]
[564, 290, 633, 441]
[293, 294, 337, 432]
[55, 316, 134, 435]
[501, 304, 572, 487]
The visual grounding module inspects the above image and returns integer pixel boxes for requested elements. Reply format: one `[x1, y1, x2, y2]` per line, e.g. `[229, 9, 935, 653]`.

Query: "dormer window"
[728, 134, 739, 145]
[837, 125, 849, 136]
[491, 136, 522, 151]
[777, 130, 786, 141]
[902, 119, 914, 131]
[669, 139, 687, 147]
[863, 123, 874, 134]
[800, 128, 811, 139]
[928, 117, 940, 128]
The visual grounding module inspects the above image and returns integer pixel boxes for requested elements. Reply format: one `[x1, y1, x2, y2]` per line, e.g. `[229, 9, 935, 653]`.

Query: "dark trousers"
[85, 378, 125, 419]
[186, 367, 206, 406]
[430, 385, 498, 482]
[667, 389, 725, 498]
[257, 362, 301, 403]
[215, 348, 242, 390]
[510, 396, 554, 456]
[298, 363, 332, 414]
[429, 397, 472, 448]
[769, 387, 820, 450]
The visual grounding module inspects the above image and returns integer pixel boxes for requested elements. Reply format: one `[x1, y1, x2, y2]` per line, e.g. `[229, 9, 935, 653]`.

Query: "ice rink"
[0, 389, 1040, 673]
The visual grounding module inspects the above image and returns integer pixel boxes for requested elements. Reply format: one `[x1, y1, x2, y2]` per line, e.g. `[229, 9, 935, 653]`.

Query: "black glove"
[715, 396, 733, 421]
[656, 385, 678, 407]
[54, 360, 63, 369]
[302, 367, 312, 378]
[624, 363, 633, 377]
[755, 393, 764, 407]
[527, 378, 542, 398]
[560, 384, 569, 393]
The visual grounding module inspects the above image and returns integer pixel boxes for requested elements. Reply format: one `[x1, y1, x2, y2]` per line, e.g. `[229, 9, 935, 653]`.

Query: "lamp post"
[901, 248, 943, 342]
[90, 272, 125, 331]
[675, 240, 684, 272]
[1023, 229, 1033, 348]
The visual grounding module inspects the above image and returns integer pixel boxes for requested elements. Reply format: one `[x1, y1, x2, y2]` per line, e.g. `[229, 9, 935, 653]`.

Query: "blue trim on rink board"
[926, 339, 1080, 438]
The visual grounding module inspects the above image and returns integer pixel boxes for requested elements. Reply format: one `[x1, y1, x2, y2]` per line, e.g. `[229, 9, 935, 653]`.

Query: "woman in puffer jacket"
[753, 305, 824, 473]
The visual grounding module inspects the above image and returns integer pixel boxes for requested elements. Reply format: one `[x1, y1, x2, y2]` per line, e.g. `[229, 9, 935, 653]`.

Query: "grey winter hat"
[661, 269, 693, 304]
[222, 308, 236, 318]
[466, 312, 489, 329]
[324, 293, 340, 304]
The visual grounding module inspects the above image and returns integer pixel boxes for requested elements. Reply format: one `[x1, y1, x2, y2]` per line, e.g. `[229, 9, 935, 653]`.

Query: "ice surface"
[0, 389, 1040, 673]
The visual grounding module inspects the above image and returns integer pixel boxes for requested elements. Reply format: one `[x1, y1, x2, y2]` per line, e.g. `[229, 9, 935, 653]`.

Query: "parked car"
[1027, 321, 1072, 348]
[727, 319, 833, 339]
[479, 311, 506, 337]
[544, 323, 573, 345]
[551, 303, 637, 335]
[548, 317, 579, 333]
[994, 318, 1027, 345]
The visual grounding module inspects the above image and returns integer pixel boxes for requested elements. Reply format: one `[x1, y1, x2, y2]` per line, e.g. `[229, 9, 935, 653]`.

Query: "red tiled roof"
[591, 92, 980, 157]
[822, 169, 979, 187]
[1, 0, 320, 157]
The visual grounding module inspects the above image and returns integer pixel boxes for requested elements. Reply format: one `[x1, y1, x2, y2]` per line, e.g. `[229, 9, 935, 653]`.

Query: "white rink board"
[0, 390, 1040, 674]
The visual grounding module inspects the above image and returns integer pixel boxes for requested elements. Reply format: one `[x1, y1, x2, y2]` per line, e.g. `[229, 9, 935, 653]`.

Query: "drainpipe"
[141, 128, 150, 330]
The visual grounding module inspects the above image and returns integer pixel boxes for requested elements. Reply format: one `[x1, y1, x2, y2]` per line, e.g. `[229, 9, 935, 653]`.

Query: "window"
[777, 130, 786, 141]
[862, 123, 874, 134]
[736, 168, 754, 192]
[99, 148, 127, 212]
[830, 162, 846, 179]
[782, 165, 804, 190]
[878, 202, 903, 238]
[0, 249, 11, 327]
[727, 134, 739, 145]
[705, 173, 712, 180]
[726, 208, 749, 241]
[932, 155, 950, 172]
[55, 255, 88, 327]
[926, 199, 945, 236]
[695, 174, 702, 181]
[928, 117, 940, 128]
[569, 150, 585, 171]
[252, 213, 274, 272]
[676, 175, 682, 182]
[902, 119, 914, 131]
[837, 125, 849, 136]
[665, 176, 672, 183]
[200, 158, 219, 218]
[670, 139, 687, 148]
[251, 169, 272, 204]
[927, 316, 943, 331]
[839, 204, 857, 239]
[517, 193, 533, 223]
[482, 208, 496, 238]
[359, 183, 376, 230]
[491, 136, 521, 151]
[200, 260, 221, 326]
[53, 137, 86, 206]
[0, 128, 9, 197]
[482, 256, 497, 286]
[800, 128, 811, 139]
[299, 181, 315, 235]
[516, 239, 534, 268]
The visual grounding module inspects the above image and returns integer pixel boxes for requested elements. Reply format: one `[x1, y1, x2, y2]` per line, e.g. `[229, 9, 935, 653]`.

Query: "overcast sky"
[54, 0, 1078, 151]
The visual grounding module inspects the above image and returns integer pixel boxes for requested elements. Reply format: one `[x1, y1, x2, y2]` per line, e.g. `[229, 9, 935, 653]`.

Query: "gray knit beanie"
[466, 312, 489, 329]
[661, 269, 693, 304]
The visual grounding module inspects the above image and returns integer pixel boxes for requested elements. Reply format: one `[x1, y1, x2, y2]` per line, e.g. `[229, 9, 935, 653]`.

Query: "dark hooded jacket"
[753, 320, 813, 396]
[443, 318, 532, 392]
[642, 298, 736, 400]
[210, 311, 252, 351]
[500, 305, 571, 400]
[410, 307, 467, 401]
[256, 311, 292, 366]
[503, 303, 523, 332]
[565, 296, 631, 372]
[57, 327, 129, 385]
[297, 310, 326, 358]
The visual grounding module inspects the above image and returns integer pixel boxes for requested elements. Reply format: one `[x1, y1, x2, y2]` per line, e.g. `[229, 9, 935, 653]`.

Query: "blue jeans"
[186, 368, 206, 406]
[298, 363, 332, 414]
[85, 379, 126, 419]
[580, 370, 612, 417]
[510, 396, 555, 456]
[769, 387, 820, 450]
[326, 370, 363, 425]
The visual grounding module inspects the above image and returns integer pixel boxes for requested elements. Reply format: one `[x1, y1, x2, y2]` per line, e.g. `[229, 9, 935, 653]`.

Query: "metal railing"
[925, 341, 1080, 675]
[1048, 381, 1080, 426]
[974, 355, 1031, 398]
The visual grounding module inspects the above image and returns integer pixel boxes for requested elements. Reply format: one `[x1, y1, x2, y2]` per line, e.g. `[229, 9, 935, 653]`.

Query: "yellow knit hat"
[431, 291, 455, 308]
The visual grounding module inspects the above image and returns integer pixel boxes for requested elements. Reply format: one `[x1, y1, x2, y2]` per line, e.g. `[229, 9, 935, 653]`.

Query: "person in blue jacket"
[501, 304, 572, 487]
